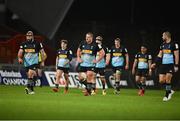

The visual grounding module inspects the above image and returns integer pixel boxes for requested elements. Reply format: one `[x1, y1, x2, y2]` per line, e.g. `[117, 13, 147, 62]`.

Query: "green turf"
[0, 85, 180, 120]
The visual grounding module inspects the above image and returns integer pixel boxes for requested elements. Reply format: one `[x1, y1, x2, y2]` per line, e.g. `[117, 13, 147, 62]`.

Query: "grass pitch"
[0, 85, 180, 120]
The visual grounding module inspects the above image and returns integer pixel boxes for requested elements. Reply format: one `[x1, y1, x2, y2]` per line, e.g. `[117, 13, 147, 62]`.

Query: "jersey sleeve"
[96, 43, 103, 51]
[19, 43, 24, 50]
[173, 42, 179, 51]
[123, 47, 128, 54]
[135, 54, 138, 59]
[159, 44, 163, 50]
[148, 54, 152, 60]
[78, 41, 83, 50]
[39, 42, 44, 50]
[68, 49, 73, 61]
[56, 50, 59, 57]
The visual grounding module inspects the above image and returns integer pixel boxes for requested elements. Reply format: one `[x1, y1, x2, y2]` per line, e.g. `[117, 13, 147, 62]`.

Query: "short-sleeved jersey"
[109, 45, 128, 67]
[96, 45, 109, 68]
[56, 48, 73, 68]
[135, 52, 152, 69]
[78, 40, 102, 67]
[20, 40, 43, 67]
[160, 41, 179, 64]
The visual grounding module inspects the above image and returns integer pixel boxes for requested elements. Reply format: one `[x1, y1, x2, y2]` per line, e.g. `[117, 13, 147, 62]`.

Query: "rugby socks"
[86, 82, 92, 94]
[39, 76, 43, 87]
[92, 83, 96, 91]
[165, 83, 171, 98]
[55, 84, 59, 89]
[80, 80, 87, 88]
[65, 86, 68, 91]
[27, 78, 34, 91]
[141, 82, 146, 90]
[137, 82, 142, 89]
[115, 81, 120, 91]
[102, 81, 106, 90]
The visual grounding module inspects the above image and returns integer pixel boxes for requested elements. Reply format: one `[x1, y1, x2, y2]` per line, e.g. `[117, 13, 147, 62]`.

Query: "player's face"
[162, 33, 167, 41]
[86, 34, 93, 43]
[141, 46, 147, 53]
[61, 42, 67, 49]
[115, 40, 120, 48]
[26, 34, 33, 41]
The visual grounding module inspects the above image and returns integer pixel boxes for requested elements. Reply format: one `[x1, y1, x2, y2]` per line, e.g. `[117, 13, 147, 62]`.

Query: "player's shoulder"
[21, 41, 28, 45]
[34, 40, 41, 45]
[170, 40, 178, 45]
[136, 52, 141, 55]
[80, 40, 86, 45]
[111, 45, 116, 49]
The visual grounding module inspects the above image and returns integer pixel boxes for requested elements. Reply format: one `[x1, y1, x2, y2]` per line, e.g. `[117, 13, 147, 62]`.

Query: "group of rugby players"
[18, 31, 179, 101]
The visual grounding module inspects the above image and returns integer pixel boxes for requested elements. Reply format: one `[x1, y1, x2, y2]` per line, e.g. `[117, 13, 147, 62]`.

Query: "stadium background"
[0, 0, 180, 120]
[0, 0, 179, 89]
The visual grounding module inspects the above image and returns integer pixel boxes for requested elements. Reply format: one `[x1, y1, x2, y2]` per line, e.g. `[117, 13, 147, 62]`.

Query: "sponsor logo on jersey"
[25, 49, 35, 53]
[113, 53, 122, 56]
[82, 49, 92, 54]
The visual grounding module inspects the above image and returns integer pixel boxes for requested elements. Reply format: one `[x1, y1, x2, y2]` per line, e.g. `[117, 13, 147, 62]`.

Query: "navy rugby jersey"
[78, 41, 102, 67]
[96, 46, 109, 68]
[135, 52, 152, 69]
[109, 46, 128, 67]
[20, 40, 43, 67]
[56, 49, 73, 68]
[160, 41, 179, 64]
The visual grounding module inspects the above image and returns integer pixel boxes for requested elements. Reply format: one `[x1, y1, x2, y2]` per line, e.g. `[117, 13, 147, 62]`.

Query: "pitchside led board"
[0, 70, 108, 89]
[44, 71, 108, 89]
[0, 69, 155, 89]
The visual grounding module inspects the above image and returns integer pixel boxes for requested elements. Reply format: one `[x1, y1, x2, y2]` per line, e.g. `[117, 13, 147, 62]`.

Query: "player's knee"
[159, 80, 165, 84]
[87, 71, 94, 77]
[116, 70, 121, 75]
[79, 72, 87, 81]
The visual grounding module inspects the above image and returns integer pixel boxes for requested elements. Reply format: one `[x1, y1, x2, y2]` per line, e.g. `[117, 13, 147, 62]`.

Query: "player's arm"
[55, 56, 59, 70]
[132, 58, 137, 75]
[106, 53, 110, 65]
[40, 49, 47, 62]
[18, 43, 24, 64]
[105, 47, 110, 65]
[64, 50, 73, 66]
[174, 50, 179, 72]
[95, 48, 105, 63]
[151, 50, 162, 69]
[39, 42, 47, 62]
[125, 53, 129, 70]
[148, 55, 153, 76]
[77, 48, 83, 63]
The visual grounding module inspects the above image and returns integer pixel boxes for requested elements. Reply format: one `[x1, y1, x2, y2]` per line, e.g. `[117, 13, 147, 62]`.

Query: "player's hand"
[40, 62, 45, 67]
[132, 69, 135, 75]
[77, 57, 83, 63]
[174, 66, 179, 72]
[125, 65, 129, 70]
[64, 60, 69, 66]
[93, 59, 97, 64]
[149, 69, 152, 76]
[105, 61, 109, 66]
[18, 58, 23, 64]
[151, 63, 156, 69]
